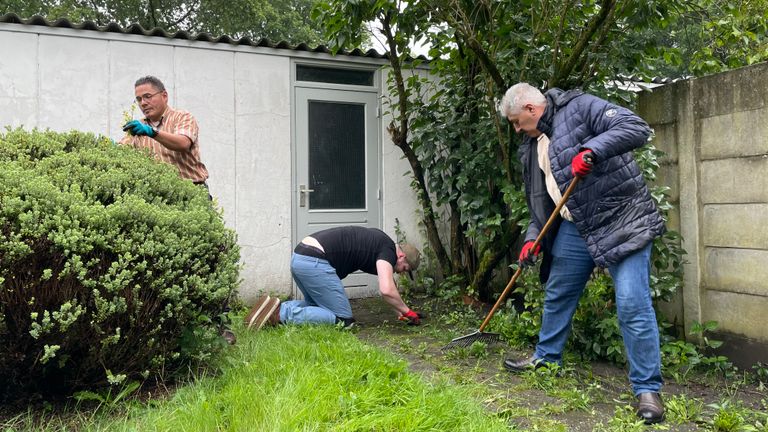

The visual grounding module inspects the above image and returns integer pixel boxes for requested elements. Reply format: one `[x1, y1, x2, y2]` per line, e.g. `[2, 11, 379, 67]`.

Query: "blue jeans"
[281, 253, 353, 324]
[533, 221, 663, 395]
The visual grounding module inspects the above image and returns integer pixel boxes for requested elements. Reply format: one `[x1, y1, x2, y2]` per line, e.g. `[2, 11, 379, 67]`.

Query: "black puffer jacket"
[518, 88, 665, 277]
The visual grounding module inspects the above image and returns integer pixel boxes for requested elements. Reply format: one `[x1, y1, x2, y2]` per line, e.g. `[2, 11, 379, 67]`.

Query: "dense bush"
[0, 128, 240, 401]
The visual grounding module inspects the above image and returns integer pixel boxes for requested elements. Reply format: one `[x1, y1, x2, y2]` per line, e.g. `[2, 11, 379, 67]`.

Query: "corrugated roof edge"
[0, 13, 429, 61]
[614, 73, 690, 86]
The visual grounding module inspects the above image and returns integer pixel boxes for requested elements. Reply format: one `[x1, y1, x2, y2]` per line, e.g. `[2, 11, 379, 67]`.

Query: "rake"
[443, 177, 582, 350]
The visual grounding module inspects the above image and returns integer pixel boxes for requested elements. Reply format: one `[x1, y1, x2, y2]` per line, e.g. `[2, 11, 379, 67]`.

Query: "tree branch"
[550, 0, 617, 88]
[380, 10, 453, 276]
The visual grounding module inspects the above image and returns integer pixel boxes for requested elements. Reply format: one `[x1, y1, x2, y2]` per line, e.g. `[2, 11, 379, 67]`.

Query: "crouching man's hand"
[398, 309, 423, 326]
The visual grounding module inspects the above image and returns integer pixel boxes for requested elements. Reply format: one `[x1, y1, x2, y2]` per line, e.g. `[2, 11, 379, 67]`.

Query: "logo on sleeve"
[605, 108, 617, 118]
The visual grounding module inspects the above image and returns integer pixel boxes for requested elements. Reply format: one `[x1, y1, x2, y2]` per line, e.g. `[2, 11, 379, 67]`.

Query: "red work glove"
[571, 149, 594, 177]
[518, 241, 541, 268]
[398, 309, 422, 326]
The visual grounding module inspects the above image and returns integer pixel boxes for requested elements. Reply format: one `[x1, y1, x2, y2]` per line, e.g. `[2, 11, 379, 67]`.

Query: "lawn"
[2, 320, 508, 432]
[2, 296, 767, 432]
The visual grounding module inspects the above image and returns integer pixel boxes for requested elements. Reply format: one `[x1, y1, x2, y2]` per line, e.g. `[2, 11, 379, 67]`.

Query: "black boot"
[503, 356, 545, 373]
[636, 392, 665, 424]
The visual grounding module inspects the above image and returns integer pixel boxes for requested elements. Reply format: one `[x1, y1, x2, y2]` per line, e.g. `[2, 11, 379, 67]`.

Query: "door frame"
[290, 59, 384, 299]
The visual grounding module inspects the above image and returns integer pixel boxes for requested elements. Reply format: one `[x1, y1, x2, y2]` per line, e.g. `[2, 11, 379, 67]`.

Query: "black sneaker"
[335, 316, 356, 329]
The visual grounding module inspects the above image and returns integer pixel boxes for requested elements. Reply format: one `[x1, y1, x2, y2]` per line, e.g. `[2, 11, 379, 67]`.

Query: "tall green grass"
[91, 325, 509, 431]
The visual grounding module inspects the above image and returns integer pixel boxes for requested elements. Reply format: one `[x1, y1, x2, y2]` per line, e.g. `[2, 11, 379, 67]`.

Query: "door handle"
[299, 184, 314, 207]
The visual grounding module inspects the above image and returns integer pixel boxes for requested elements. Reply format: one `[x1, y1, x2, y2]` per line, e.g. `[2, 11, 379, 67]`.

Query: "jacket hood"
[536, 88, 583, 136]
[552, 88, 583, 108]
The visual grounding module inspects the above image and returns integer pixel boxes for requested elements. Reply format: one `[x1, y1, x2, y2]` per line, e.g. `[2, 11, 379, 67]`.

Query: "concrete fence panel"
[638, 62, 768, 367]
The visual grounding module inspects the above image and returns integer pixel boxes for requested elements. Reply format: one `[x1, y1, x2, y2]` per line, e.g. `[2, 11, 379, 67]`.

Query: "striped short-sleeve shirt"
[121, 106, 209, 183]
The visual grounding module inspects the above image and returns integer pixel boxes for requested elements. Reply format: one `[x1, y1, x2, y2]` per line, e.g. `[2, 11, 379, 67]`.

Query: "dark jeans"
[534, 221, 663, 395]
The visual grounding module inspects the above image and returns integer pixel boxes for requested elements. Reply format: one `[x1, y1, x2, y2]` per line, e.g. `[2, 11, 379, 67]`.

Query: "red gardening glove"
[571, 149, 594, 177]
[398, 309, 422, 326]
[518, 241, 541, 268]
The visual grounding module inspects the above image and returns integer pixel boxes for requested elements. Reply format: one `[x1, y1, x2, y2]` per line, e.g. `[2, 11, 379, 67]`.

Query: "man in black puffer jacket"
[498, 83, 666, 424]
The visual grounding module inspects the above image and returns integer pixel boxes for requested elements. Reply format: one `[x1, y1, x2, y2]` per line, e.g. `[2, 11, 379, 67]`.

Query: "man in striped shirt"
[121, 76, 209, 186]
[121, 76, 233, 342]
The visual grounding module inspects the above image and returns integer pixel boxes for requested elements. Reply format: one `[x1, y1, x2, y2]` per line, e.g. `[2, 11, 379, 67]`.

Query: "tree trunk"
[381, 12, 452, 276]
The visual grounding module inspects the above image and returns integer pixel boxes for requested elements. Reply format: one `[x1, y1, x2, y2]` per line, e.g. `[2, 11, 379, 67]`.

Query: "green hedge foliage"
[0, 128, 240, 401]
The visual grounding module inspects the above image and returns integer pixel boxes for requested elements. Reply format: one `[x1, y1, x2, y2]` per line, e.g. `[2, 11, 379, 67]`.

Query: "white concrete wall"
[233, 53, 293, 303]
[0, 24, 423, 304]
[380, 72, 422, 248]
[380, 67, 435, 247]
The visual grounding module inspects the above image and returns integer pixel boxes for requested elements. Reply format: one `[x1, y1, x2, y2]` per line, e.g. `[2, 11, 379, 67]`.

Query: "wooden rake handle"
[478, 176, 582, 332]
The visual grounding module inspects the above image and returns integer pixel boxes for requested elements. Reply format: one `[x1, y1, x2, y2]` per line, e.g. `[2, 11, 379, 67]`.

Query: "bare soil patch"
[350, 295, 766, 431]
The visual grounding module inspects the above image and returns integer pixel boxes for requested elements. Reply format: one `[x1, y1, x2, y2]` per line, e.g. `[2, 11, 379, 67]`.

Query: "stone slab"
[649, 122, 678, 163]
[0, 31, 38, 128]
[702, 289, 768, 343]
[700, 157, 768, 204]
[694, 62, 768, 118]
[700, 107, 768, 160]
[702, 204, 768, 249]
[703, 248, 768, 297]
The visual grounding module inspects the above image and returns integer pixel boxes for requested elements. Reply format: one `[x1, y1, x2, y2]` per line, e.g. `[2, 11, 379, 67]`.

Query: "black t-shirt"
[312, 226, 397, 279]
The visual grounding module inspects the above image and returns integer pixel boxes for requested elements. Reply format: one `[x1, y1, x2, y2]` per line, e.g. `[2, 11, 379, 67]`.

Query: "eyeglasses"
[135, 90, 163, 103]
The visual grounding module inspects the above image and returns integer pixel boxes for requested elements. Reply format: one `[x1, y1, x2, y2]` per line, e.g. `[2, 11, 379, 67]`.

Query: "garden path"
[350, 296, 766, 431]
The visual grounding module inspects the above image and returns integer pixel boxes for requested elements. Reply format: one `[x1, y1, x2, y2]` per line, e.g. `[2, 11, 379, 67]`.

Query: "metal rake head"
[441, 331, 501, 351]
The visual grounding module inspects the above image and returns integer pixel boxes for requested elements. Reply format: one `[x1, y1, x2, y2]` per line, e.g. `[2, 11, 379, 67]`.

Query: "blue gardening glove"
[122, 120, 157, 138]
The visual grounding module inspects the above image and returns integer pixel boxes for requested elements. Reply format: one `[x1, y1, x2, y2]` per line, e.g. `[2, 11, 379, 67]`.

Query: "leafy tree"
[642, 0, 768, 76]
[0, 0, 339, 45]
[315, 0, 684, 300]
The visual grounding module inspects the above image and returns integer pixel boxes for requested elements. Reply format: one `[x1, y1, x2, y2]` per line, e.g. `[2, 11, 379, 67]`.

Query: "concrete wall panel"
[657, 290, 684, 332]
[637, 86, 677, 125]
[702, 204, 768, 249]
[704, 248, 768, 296]
[701, 157, 768, 204]
[700, 108, 768, 160]
[694, 63, 768, 118]
[665, 206, 680, 233]
[703, 289, 768, 342]
[649, 122, 678, 163]
[655, 163, 679, 204]
[0, 32, 38, 128]
[38, 35, 109, 134]
[233, 53, 293, 301]
[174, 48, 237, 228]
[108, 41, 174, 139]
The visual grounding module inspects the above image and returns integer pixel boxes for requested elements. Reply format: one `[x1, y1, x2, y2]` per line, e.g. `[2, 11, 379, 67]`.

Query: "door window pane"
[308, 101, 365, 209]
[297, 65, 374, 86]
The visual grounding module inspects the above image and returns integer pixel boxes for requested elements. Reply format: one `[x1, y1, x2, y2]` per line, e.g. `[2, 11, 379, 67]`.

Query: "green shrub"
[0, 128, 240, 401]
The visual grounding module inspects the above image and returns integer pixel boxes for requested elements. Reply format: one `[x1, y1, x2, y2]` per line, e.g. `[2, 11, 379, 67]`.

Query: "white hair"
[499, 83, 546, 117]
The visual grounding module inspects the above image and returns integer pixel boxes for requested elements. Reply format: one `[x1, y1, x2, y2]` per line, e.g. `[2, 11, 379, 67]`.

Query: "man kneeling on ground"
[245, 226, 422, 329]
